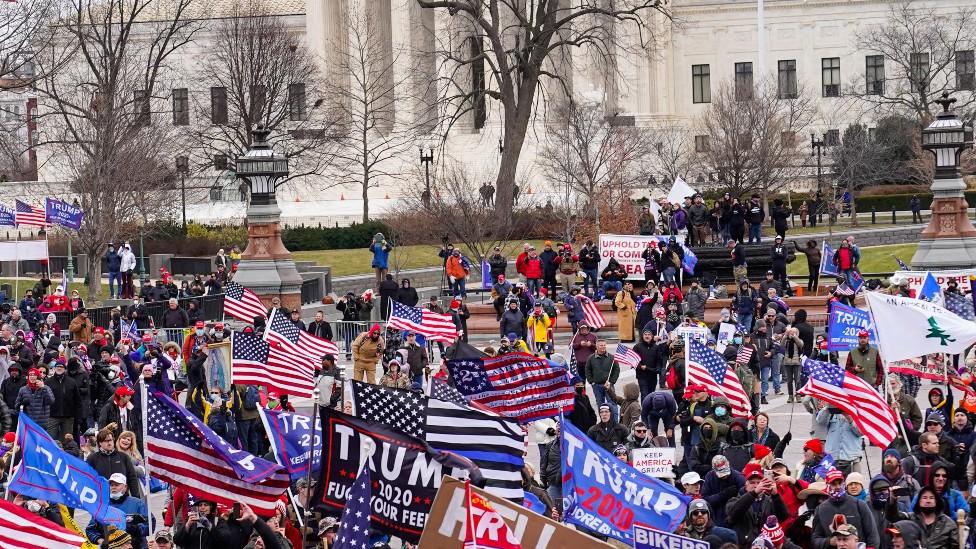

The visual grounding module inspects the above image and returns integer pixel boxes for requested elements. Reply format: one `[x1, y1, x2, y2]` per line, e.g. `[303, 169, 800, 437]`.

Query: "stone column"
[367, 0, 395, 132]
[408, 0, 437, 132]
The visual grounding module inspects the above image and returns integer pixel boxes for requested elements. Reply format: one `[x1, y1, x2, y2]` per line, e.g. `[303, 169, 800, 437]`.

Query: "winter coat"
[15, 383, 55, 426]
[685, 287, 707, 319]
[446, 255, 469, 280]
[1, 372, 25, 411]
[526, 312, 552, 346]
[540, 438, 561, 488]
[105, 250, 122, 273]
[578, 245, 600, 270]
[568, 391, 597, 433]
[351, 333, 383, 371]
[701, 469, 745, 528]
[306, 320, 334, 341]
[888, 493, 958, 549]
[812, 495, 879, 549]
[539, 249, 558, 276]
[522, 256, 543, 279]
[68, 315, 93, 343]
[585, 352, 619, 386]
[370, 241, 392, 269]
[641, 390, 677, 429]
[562, 296, 584, 324]
[615, 383, 642, 428]
[586, 420, 629, 452]
[401, 343, 428, 378]
[47, 373, 81, 419]
[614, 290, 637, 342]
[499, 309, 525, 339]
[571, 331, 598, 366]
[726, 489, 788, 547]
[487, 254, 508, 278]
[633, 339, 662, 382]
[396, 286, 419, 308]
[745, 202, 765, 225]
[86, 449, 143, 499]
[687, 419, 728, 476]
[162, 307, 189, 328]
[816, 408, 864, 461]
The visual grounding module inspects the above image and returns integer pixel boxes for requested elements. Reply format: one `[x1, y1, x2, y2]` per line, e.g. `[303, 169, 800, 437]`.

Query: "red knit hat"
[803, 438, 824, 455]
[754, 444, 772, 460]
[761, 516, 786, 547]
[27, 368, 41, 378]
[3, 432, 15, 444]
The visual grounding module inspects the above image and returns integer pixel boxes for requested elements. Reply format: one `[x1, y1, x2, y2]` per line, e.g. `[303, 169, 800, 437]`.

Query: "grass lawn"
[294, 240, 548, 277]
[786, 221, 902, 236]
[787, 243, 919, 277]
[0, 278, 109, 299]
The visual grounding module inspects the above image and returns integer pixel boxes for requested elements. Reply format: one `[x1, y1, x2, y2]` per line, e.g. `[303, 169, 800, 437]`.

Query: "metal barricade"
[332, 320, 370, 358]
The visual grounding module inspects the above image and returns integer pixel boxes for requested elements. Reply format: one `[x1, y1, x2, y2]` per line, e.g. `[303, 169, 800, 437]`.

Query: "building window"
[867, 127, 877, 141]
[781, 131, 796, 147]
[469, 36, 486, 130]
[172, 88, 189, 126]
[910, 52, 929, 93]
[821, 58, 840, 97]
[734, 62, 753, 101]
[957, 50, 975, 91]
[210, 87, 228, 125]
[825, 129, 840, 146]
[249, 85, 266, 124]
[738, 132, 752, 150]
[134, 90, 150, 126]
[865, 55, 885, 95]
[692, 64, 711, 103]
[288, 83, 306, 121]
[213, 154, 228, 171]
[777, 60, 797, 99]
[694, 135, 709, 153]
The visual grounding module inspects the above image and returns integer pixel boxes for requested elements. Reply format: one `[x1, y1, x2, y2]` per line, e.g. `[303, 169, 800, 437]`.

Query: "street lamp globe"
[922, 93, 973, 180]
[235, 125, 289, 205]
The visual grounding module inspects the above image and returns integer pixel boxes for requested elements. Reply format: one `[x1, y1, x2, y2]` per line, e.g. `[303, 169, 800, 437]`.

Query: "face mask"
[110, 491, 124, 501]
[701, 427, 713, 439]
[828, 486, 845, 502]
[575, 387, 585, 395]
[820, 349, 828, 355]
[919, 503, 937, 514]
[715, 408, 727, 417]
[733, 337, 742, 344]
[729, 429, 745, 444]
[195, 329, 205, 337]
[26, 501, 41, 513]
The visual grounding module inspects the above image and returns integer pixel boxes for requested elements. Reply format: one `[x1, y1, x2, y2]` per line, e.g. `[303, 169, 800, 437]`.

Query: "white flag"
[665, 176, 697, 205]
[864, 291, 976, 362]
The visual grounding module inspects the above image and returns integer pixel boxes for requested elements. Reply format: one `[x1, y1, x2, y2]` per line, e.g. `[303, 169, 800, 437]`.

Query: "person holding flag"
[844, 330, 882, 389]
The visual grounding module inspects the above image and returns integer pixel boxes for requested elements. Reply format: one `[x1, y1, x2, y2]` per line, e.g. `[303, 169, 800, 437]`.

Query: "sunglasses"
[634, 429, 647, 433]
[934, 473, 948, 478]
[691, 510, 708, 516]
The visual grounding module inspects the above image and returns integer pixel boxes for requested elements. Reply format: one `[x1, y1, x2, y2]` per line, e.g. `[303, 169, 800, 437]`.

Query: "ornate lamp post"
[419, 141, 434, 207]
[232, 125, 303, 310]
[810, 133, 829, 231]
[911, 93, 976, 269]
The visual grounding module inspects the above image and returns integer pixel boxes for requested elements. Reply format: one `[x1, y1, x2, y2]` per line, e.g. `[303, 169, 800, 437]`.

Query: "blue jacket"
[105, 250, 122, 273]
[370, 242, 392, 269]
[15, 384, 55, 426]
[700, 469, 745, 528]
[86, 493, 149, 548]
[816, 408, 863, 461]
[562, 295, 584, 324]
[909, 487, 970, 518]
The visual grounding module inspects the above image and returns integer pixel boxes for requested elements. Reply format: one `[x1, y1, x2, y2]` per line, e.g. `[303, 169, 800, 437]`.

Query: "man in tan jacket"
[68, 309, 93, 343]
[352, 324, 384, 384]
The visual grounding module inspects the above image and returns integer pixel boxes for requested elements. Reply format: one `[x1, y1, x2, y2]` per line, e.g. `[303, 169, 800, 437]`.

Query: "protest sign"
[899, 270, 976, 295]
[676, 326, 710, 345]
[633, 523, 708, 549]
[260, 408, 322, 480]
[598, 234, 698, 279]
[561, 421, 689, 543]
[715, 322, 736, 354]
[420, 476, 612, 548]
[9, 414, 125, 529]
[631, 448, 676, 478]
[827, 302, 876, 351]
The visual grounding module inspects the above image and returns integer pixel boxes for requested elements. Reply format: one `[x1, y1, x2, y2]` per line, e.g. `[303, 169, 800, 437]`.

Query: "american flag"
[145, 390, 290, 515]
[578, 295, 606, 329]
[613, 344, 641, 369]
[266, 308, 339, 358]
[223, 281, 268, 323]
[0, 497, 85, 549]
[351, 380, 526, 500]
[687, 340, 751, 416]
[334, 466, 371, 549]
[894, 256, 910, 271]
[429, 377, 468, 405]
[945, 291, 975, 321]
[798, 356, 899, 448]
[446, 353, 575, 423]
[388, 301, 458, 342]
[14, 199, 46, 227]
[232, 331, 316, 397]
[736, 345, 754, 365]
[835, 283, 855, 297]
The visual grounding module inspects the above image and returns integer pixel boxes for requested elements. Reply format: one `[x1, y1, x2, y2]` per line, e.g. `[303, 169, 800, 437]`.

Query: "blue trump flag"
[45, 197, 84, 231]
[259, 408, 321, 480]
[8, 413, 125, 529]
[560, 421, 689, 543]
[827, 301, 876, 351]
[820, 241, 839, 276]
[0, 204, 14, 227]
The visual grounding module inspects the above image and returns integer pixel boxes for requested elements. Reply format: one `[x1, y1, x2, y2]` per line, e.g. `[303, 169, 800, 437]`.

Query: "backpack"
[243, 385, 260, 411]
[541, 299, 557, 318]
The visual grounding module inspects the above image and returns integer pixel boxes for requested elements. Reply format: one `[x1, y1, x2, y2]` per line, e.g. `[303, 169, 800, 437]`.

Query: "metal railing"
[29, 292, 227, 329]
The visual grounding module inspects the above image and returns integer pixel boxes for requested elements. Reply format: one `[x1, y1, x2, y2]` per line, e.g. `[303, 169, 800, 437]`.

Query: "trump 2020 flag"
[820, 242, 839, 276]
[561, 421, 688, 543]
[8, 413, 125, 529]
[865, 291, 976, 362]
[45, 198, 84, 231]
[259, 408, 321, 481]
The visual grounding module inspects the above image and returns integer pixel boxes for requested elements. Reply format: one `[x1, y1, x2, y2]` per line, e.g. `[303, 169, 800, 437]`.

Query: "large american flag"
[687, 340, 751, 416]
[232, 331, 316, 397]
[578, 295, 606, 329]
[223, 281, 268, 323]
[388, 301, 458, 342]
[146, 391, 290, 515]
[945, 291, 976, 321]
[613, 344, 641, 369]
[266, 308, 339, 358]
[798, 356, 899, 448]
[334, 466, 371, 549]
[0, 497, 85, 549]
[351, 380, 526, 501]
[14, 199, 46, 227]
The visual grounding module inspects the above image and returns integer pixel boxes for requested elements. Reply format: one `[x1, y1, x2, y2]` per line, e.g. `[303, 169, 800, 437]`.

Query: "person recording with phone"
[86, 473, 148, 548]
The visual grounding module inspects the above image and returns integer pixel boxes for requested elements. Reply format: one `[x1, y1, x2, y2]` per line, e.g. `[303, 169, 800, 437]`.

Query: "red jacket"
[523, 257, 543, 279]
[516, 252, 529, 275]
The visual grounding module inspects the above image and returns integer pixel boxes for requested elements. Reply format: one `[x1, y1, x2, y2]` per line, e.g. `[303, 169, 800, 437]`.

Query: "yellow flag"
[58, 504, 100, 549]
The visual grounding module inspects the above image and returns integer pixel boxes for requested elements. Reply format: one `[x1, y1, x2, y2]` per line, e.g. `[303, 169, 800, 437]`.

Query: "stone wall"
[785, 225, 923, 250]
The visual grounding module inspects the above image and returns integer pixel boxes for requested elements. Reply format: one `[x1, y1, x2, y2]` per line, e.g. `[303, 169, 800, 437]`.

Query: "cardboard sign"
[901, 270, 976, 295]
[676, 326, 710, 345]
[420, 476, 613, 548]
[633, 523, 708, 549]
[715, 322, 735, 354]
[631, 448, 676, 478]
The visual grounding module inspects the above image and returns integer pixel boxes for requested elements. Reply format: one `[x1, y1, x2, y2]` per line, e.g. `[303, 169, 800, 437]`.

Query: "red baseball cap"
[743, 463, 764, 480]
[195, 321, 205, 329]
[115, 386, 135, 398]
[94, 326, 105, 335]
[109, 355, 120, 364]
[857, 330, 869, 338]
[141, 333, 153, 343]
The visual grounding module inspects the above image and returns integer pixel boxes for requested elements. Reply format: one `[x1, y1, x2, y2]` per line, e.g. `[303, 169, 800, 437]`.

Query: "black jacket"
[727, 490, 789, 546]
[0, 373, 25, 411]
[745, 202, 765, 225]
[540, 438, 561, 487]
[586, 420, 629, 452]
[632, 339, 662, 379]
[578, 246, 600, 270]
[793, 310, 815, 357]
[86, 450, 143, 498]
[397, 286, 419, 307]
[162, 307, 189, 328]
[47, 372, 81, 418]
[568, 392, 596, 433]
[307, 320, 333, 341]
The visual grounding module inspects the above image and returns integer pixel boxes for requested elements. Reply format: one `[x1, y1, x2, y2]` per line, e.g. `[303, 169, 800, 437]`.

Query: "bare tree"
[416, 0, 671, 220]
[647, 125, 695, 192]
[538, 101, 655, 235]
[35, 0, 200, 296]
[0, 0, 63, 88]
[327, 1, 419, 223]
[852, 1, 976, 123]
[694, 80, 815, 200]
[190, 0, 338, 190]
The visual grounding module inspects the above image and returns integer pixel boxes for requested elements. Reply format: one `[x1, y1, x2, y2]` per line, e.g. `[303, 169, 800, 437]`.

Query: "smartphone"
[764, 470, 775, 480]
[233, 503, 240, 517]
[892, 486, 909, 497]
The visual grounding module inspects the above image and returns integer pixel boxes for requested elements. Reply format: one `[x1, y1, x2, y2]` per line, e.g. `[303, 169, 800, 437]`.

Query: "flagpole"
[301, 388, 321, 543]
[865, 295, 909, 460]
[141, 382, 153, 533]
[13, 229, 18, 303]
[4, 409, 22, 500]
